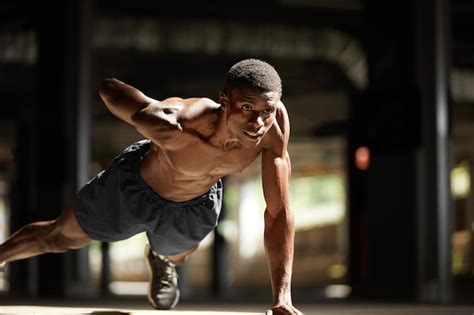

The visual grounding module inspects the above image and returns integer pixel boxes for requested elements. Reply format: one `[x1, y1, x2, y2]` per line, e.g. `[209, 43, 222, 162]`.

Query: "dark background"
[0, 0, 473, 307]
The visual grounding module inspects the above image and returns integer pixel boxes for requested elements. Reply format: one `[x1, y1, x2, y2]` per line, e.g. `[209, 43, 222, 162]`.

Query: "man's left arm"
[261, 105, 302, 315]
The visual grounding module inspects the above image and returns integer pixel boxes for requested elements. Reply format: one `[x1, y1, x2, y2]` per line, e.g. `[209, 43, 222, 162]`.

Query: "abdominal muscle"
[138, 155, 218, 202]
[144, 174, 220, 202]
[138, 141, 257, 202]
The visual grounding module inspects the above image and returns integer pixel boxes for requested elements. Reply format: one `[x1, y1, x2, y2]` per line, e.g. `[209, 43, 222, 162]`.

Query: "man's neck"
[208, 108, 241, 150]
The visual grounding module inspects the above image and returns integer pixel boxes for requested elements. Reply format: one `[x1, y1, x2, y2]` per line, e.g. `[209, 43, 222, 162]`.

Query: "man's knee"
[41, 236, 67, 253]
[44, 221, 91, 253]
[45, 205, 92, 252]
[43, 232, 90, 253]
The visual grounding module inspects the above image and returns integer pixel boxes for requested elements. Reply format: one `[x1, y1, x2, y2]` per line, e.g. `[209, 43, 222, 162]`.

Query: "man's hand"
[266, 303, 303, 315]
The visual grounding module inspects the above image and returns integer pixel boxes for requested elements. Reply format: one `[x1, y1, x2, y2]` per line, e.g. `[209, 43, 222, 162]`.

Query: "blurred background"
[0, 0, 473, 309]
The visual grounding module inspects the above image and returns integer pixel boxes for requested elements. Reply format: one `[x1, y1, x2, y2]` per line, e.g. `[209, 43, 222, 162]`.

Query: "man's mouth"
[242, 130, 264, 140]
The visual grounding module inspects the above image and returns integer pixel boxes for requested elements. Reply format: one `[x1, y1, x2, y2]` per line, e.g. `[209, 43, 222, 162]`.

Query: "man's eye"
[242, 104, 252, 111]
[263, 108, 274, 114]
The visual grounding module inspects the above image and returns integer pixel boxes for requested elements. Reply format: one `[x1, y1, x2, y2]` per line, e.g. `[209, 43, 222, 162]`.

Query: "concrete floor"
[0, 302, 473, 315]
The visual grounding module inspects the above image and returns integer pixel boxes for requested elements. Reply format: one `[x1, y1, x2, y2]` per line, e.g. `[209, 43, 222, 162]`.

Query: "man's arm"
[100, 78, 188, 149]
[262, 148, 294, 307]
[99, 78, 187, 131]
[99, 78, 155, 125]
[99, 78, 219, 149]
[262, 104, 302, 315]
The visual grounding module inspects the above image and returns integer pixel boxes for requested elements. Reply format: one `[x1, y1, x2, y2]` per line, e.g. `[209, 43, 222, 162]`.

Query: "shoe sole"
[145, 245, 180, 310]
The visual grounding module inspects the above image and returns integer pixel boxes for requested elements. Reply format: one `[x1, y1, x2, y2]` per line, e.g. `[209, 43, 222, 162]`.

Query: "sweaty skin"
[100, 79, 302, 315]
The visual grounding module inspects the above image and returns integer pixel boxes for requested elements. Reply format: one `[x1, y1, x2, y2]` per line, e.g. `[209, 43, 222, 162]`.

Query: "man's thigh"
[52, 204, 92, 249]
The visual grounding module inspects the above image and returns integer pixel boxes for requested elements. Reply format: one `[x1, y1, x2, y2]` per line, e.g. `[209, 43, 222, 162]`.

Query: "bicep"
[262, 148, 291, 217]
[262, 101, 292, 216]
[100, 78, 155, 124]
[132, 102, 187, 149]
[133, 97, 219, 147]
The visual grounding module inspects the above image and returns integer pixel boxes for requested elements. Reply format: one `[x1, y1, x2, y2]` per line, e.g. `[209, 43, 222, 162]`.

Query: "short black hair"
[224, 59, 282, 96]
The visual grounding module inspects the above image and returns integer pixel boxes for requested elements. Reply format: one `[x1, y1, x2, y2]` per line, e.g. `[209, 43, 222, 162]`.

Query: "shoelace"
[154, 257, 178, 289]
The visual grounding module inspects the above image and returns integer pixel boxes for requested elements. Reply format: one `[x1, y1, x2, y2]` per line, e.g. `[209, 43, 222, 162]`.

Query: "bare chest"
[151, 140, 261, 179]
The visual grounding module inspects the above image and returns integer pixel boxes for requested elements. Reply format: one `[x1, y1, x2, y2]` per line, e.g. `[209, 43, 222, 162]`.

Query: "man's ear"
[219, 90, 229, 107]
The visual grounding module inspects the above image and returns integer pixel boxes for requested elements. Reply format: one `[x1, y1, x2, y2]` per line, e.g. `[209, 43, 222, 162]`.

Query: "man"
[0, 59, 302, 315]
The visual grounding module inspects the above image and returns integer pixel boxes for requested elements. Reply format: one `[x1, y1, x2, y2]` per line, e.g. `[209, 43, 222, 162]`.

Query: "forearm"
[100, 78, 152, 124]
[264, 207, 295, 305]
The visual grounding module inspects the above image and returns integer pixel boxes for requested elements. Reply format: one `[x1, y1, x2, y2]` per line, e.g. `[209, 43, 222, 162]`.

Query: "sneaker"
[145, 244, 180, 310]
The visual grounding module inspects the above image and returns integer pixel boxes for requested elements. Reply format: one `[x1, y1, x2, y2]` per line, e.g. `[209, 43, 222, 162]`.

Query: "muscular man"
[0, 59, 302, 315]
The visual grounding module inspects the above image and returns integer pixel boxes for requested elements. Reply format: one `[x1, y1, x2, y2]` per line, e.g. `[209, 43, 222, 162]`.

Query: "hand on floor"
[266, 303, 303, 315]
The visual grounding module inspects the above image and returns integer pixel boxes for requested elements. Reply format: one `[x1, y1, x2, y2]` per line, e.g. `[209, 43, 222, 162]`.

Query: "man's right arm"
[100, 78, 187, 150]
[99, 78, 155, 125]
[100, 78, 218, 150]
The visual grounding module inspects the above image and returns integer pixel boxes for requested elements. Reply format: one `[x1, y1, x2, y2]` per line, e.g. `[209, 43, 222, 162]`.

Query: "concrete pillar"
[348, 0, 453, 302]
[10, 0, 94, 297]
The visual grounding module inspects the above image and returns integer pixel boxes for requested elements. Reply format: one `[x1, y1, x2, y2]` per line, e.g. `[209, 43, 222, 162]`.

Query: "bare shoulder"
[159, 97, 219, 112]
[275, 100, 290, 139]
[161, 97, 221, 137]
[180, 97, 221, 120]
[264, 101, 290, 155]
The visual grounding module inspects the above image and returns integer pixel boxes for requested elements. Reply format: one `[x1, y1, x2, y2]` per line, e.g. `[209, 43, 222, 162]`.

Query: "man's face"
[220, 86, 280, 148]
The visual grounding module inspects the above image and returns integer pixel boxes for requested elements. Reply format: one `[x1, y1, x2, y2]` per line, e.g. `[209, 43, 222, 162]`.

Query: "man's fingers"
[290, 305, 303, 315]
[267, 303, 305, 315]
[268, 305, 298, 315]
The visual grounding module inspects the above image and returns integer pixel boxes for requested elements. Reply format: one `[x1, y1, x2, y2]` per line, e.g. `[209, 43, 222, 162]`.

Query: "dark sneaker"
[145, 244, 180, 310]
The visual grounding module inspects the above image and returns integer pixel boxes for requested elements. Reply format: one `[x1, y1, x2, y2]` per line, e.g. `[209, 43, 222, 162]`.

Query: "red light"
[355, 146, 370, 170]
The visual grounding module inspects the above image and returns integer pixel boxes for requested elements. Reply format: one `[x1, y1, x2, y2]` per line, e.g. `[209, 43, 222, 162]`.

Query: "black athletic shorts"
[74, 140, 223, 255]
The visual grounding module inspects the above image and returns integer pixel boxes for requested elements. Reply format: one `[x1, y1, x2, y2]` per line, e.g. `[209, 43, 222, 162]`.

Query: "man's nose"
[248, 113, 264, 129]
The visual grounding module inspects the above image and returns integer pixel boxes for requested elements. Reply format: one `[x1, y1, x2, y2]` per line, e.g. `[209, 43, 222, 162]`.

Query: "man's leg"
[145, 245, 198, 310]
[0, 204, 91, 267]
[164, 246, 198, 265]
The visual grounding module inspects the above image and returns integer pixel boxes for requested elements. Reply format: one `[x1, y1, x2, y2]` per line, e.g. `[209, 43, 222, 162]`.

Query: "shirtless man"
[0, 59, 302, 315]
